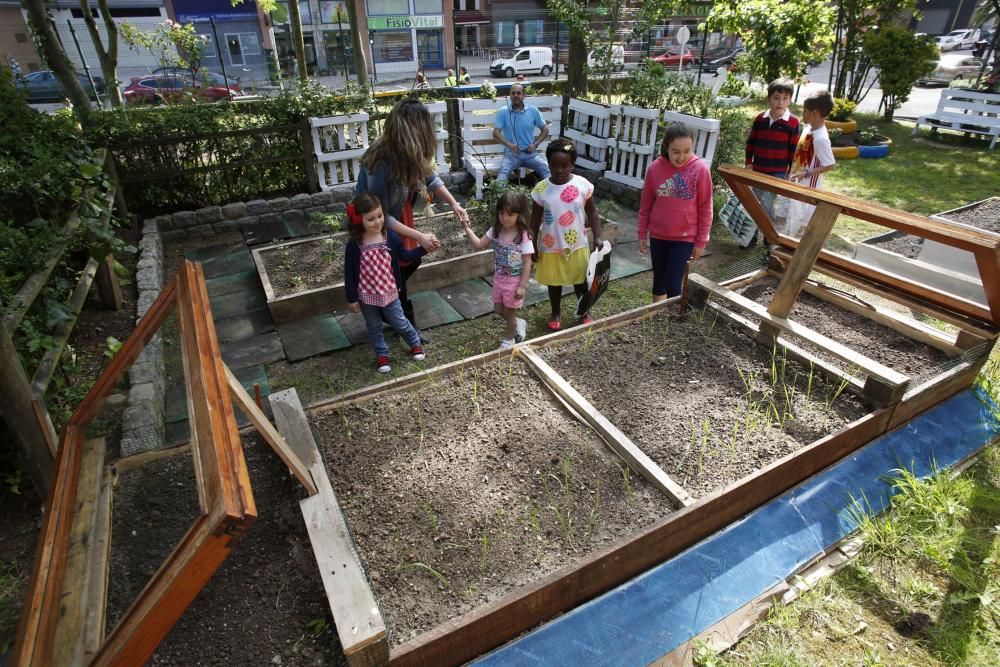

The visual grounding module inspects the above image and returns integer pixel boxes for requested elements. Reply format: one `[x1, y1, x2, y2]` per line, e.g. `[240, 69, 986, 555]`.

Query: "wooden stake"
[253, 382, 262, 410]
[679, 259, 692, 317]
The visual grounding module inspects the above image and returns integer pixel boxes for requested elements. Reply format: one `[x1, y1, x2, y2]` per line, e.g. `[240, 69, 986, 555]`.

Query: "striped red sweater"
[744, 111, 801, 176]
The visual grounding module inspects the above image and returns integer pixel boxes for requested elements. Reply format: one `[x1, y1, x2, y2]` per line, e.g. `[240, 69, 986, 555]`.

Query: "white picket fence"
[308, 100, 721, 194]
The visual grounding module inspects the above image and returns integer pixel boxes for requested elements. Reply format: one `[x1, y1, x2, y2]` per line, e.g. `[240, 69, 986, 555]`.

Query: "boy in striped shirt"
[745, 78, 800, 222]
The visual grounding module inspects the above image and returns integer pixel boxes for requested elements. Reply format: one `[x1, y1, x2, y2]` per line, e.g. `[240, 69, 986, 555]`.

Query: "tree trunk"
[566, 29, 588, 98]
[287, 0, 308, 83]
[345, 0, 369, 87]
[21, 0, 92, 125]
[79, 0, 123, 106]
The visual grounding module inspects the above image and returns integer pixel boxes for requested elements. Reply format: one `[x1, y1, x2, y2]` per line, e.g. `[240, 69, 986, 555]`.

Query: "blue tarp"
[475, 387, 1000, 666]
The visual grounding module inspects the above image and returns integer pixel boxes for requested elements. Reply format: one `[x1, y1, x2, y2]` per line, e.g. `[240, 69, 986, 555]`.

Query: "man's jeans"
[360, 298, 421, 357]
[497, 149, 551, 182]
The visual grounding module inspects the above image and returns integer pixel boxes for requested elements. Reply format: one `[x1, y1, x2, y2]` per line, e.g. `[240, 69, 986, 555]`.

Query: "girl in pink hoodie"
[638, 124, 713, 300]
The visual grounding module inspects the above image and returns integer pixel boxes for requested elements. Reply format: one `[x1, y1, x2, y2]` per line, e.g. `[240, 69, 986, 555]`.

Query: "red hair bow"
[345, 202, 362, 226]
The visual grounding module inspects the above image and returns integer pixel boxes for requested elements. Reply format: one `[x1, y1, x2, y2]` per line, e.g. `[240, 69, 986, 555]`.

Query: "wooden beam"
[95, 254, 125, 311]
[30, 257, 100, 396]
[70, 278, 178, 427]
[268, 388, 319, 471]
[11, 426, 84, 667]
[771, 247, 997, 339]
[0, 318, 55, 494]
[84, 467, 113, 660]
[974, 246, 1000, 332]
[519, 348, 693, 507]
[225, 364, 318, 495]
[270, 388, 389, 667]
[888, 352, 994, 430]
[51, 438, 107, 667]
[389, 408, 893, 667]
[719, 165, 1000, 327]
[688, 274, 909, 405]
[767, 202, 840, 319]
[700, 299, 866, 398]
[720, 165, 1000, 253]
[787, 273, 963, 357]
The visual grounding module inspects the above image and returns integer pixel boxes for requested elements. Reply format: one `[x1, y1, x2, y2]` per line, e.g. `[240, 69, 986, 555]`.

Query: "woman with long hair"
[356, 97, 470, 334]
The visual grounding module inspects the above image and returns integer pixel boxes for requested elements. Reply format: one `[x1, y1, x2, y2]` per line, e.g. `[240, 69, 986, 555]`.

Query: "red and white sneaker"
[410, 346, 426, 361]
[376, 356, 391, 373]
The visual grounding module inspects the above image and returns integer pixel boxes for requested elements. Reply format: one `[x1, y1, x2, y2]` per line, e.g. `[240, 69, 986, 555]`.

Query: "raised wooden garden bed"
[15, 170, 1000, 667]
[252, 211, 620, 325]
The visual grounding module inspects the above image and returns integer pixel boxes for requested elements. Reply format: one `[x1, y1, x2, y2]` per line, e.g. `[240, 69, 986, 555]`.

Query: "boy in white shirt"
[785, 90, 837, 237]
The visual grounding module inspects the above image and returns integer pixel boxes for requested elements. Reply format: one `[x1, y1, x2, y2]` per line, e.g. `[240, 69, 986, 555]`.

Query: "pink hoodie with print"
[637, 155, 713, 249]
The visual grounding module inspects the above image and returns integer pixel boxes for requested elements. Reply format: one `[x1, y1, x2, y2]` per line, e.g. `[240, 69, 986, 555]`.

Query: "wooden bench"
[912, 89, 1000, 150]
[459, 95, 563, 198]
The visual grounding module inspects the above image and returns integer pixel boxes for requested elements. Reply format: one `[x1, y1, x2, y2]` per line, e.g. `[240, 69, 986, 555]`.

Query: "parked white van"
[490, 47, 554, 78]
[587, 44, 626, 72]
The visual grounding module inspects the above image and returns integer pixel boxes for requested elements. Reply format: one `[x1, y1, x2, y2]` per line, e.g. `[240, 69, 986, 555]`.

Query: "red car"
[652, 47, 695, 68]
[123, 73, 242, 104]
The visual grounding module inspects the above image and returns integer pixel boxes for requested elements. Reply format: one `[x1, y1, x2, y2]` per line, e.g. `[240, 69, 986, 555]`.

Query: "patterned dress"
[531, 174, 593, 286]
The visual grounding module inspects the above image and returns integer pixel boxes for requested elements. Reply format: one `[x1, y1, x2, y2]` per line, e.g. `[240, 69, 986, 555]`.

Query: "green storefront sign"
[368, 15, 444, 30]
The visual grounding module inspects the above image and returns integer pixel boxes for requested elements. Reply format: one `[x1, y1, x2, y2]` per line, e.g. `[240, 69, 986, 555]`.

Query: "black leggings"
[548, 283, 589, 318]
[650, 238, 694, 298]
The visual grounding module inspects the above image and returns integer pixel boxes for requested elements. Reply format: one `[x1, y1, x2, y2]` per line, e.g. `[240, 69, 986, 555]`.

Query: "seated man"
[492, 84, 550, 182]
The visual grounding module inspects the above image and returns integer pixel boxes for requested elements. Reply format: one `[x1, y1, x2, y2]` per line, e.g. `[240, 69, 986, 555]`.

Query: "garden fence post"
[300, 117, 320, 194]
[447, 97, 463, 171]
[0, 318, 56, 495]
[95, 255, 124, 311]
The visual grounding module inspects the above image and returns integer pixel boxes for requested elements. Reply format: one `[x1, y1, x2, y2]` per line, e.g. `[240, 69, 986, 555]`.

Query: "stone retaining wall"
[149, 172, 471, 240]
[121, 217, 166, 456]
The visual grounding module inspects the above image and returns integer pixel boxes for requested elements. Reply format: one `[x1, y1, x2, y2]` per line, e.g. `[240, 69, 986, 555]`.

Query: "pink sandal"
[546, 319, 562, 331]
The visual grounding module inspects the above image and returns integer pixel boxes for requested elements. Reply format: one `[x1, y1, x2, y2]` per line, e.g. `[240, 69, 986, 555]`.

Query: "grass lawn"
[712, 366, 1000, 667]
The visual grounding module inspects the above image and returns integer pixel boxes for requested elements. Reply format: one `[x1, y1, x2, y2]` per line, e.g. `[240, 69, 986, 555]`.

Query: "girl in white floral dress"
[529, 140, 602, 330]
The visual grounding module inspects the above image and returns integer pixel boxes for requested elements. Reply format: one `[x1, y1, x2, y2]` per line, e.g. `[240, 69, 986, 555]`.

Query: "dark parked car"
[699, 46, 745, 72]
[123, 73, 242, 104]
[16, 70, 107, 103]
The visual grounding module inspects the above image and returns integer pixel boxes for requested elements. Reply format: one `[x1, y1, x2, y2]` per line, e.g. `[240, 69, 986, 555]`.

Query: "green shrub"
[623, 64, 752, 182]
[829, 97, 857, 121]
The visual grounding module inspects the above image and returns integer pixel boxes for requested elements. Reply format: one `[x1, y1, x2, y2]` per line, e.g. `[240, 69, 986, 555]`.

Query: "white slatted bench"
[310, 113, 370, 191]
[459, 95, 563, 199]
[565, 98, 613, 171]
[663, 110, 721, 165]
[912, 89, 1000, 150]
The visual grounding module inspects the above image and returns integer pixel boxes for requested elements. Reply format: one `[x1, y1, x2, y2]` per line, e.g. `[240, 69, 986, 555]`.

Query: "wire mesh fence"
[2, 7, 738, 107]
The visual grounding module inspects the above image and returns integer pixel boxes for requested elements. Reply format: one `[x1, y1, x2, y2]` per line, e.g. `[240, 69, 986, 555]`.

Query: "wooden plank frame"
[13, 260, 257, 666]
[719, 165, 1000, 328]
[295, 279, 996, 666]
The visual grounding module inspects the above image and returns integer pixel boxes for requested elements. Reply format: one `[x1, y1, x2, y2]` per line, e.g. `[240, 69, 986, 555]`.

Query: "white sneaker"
[376, 355, 391, 373]
[499, 338, 516, 350]
[515, 317, 527, 342]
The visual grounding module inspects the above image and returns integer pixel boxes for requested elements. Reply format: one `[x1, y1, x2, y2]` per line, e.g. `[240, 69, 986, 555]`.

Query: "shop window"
[372, 31, 413, 63]
[367, 0, 409, 15]
[414, 0, 443, 13]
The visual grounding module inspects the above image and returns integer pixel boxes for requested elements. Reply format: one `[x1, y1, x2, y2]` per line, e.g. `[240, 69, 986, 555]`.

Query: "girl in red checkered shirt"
[344, 193, 430, 374]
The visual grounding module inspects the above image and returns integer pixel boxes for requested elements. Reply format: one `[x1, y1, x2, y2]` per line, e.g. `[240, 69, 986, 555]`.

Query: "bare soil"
[261, 213, 487, 298]
[311, 359, 672, 645]
[105, 452, 202, 634]
[738, 277, 950, 379]
[105, 436, 344, 666]
[539, 309, 871, 499]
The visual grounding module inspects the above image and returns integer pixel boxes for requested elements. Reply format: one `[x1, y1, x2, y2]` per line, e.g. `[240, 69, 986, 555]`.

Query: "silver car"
[918, 54, 987, 85]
